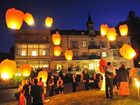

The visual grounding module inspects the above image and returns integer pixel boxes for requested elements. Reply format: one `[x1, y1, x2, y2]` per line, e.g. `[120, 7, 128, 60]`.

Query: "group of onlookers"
[18, 62, 140, 105]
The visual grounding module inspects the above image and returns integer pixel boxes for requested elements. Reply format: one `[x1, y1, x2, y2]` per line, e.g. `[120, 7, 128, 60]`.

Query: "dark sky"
[0, 0, 140, 52]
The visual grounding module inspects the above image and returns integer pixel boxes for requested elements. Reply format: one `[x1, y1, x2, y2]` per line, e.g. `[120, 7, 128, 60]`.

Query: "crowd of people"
[17, 61, 140, 105]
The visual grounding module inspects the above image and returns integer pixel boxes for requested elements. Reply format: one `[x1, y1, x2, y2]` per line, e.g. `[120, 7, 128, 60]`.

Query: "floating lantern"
[21, 64, 31, 77]
[45, 17, 53, 28]
[5, 8, 24, 29]
[65, 50, 73, 61]
[54, 46, 62, 56]
[0, 59, 16, 80]
[24, 13, 34, 26]
[38, 71, 48, 84]
[52, 32, 61, 45]
[119, 24, 128, 36]
[107, 27, 117, 41]
[99, 58, 107, 73]
[119, 44, 136, 60]
[100, 24, 108, 36]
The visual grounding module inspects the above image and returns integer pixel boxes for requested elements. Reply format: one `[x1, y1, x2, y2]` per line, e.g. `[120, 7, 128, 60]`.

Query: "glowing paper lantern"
[24, 13, 34, 26]
[0, 59, 16, 80]
[45, 17, 53, 28]
[21, 64, 31, 77]
[52, 32, 61, 45]
[99, 58, 107, 73]
[38, 71, 48, 84]
[54, 46, 62, 56]
[119, 44, 136, 60]
[5, 8, 24, 29]
[107, 28, 117, 41]
[119, 24, 128, 36]
[65, 50, 73, 61]
[100, 24, 108, 36]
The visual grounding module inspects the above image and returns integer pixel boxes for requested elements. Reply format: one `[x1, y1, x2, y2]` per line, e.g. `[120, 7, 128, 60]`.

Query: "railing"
[88, 45, 100, 49]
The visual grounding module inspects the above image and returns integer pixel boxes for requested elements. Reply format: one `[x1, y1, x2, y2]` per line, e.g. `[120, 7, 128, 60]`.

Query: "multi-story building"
[14, 16, 134, 73]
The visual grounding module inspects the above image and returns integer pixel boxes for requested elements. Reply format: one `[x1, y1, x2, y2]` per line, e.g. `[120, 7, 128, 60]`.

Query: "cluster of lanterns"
[100, 24, 136, 60]
[100, 24, 128, 41]
[52, 32, 73, 60]
[5, 8, 53, 29]
[52, 32, 62, 57]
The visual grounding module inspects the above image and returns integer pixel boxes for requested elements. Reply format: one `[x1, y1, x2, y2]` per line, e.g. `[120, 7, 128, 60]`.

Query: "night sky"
[0, 0, 140, 52]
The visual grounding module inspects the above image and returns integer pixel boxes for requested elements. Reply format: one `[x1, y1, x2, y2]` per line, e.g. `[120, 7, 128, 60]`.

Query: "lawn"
[45, 89, 140, 105]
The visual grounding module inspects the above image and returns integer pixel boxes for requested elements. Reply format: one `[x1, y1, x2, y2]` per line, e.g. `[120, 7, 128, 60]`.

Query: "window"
[113, 50, 119, 57]
[117, 41, 123, 48]
[82, 40, 87, 48]
[70, 40, 78, 49]
[102, 52, 107, 57]
[100, 41, 106, 48]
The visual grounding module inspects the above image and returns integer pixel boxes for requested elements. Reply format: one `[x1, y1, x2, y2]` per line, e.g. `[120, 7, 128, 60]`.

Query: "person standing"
[83, 70, 90, 90]
[72, 73, 77, 92]
[105, 62, 115, 99]
[37, 77, 45, 102]
[22, 80, 31, 105]
[48, 75, 55, 96]
[30, 79, 43, 105]
[118, 64, 130, 96]
[57, 76, 64, 94]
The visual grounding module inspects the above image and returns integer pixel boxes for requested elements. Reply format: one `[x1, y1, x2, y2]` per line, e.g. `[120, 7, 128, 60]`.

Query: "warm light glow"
[119, 44, 136, 60]
[5, 8, 24, 29]
[38, 71, 48, 85]
[1, 72, 10, 80]
[21, 64, 31, 77]
[54, 46, 62, 56]
[99, 58, 107, 73]
[32, 50, 37, 56]
[65, 50, 73, 61]
[0, 59, 16, 80]
[21, 50, 26, 56]
[45, 17, 53, 28]
[135, 78, 140, 88]
[24, 13, 34, 26]
[119, 24, 128, 36]
[52, 32, 61, 45]
[100, 24, 108, 36]
[107, 28, 117, 41]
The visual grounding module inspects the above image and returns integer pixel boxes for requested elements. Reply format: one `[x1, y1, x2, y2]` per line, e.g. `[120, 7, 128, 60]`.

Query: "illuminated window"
[21, 50, 26, 56]
[102, 52, 107, 57]
[82, 40, 87, 48]
[32, 50, 37, 56]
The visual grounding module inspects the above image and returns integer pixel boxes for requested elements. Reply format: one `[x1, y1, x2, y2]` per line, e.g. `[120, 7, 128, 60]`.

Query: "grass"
[45, 88, 140, 105]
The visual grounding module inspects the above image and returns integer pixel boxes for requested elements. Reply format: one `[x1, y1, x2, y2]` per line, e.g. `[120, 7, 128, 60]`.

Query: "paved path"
[0, 88, 18, 105]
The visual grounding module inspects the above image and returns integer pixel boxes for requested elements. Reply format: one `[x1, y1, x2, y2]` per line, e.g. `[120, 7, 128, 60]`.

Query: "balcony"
[70, 46, 79, 50]
[89, 54, 101, 59]
[88, 45, 100, 49]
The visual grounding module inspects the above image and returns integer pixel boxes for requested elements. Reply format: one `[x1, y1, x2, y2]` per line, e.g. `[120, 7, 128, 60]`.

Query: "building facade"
[14, 17, 134, 73]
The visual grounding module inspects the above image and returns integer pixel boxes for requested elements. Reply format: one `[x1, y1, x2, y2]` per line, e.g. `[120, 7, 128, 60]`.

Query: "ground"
[1, 84, 140, 105]
[45, 89, 140, 105]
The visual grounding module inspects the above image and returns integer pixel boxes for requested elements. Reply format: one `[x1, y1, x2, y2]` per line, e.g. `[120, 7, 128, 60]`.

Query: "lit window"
[102, 52, 107, 57]
[32, 50, 37, 56]
[82, 40, 87, 48]
[21, 50, 26, 56]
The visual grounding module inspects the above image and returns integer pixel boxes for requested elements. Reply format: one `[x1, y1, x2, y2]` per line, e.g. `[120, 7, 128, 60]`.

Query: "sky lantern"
[0, 59, 16, 80]
[21, 64, 31, 77]
[38, 71, 48, 84]
[5, 8, 24, 29]
[54, 46, 62, 56]
[52, 32, 61, 45]
[107, 27, 117, 41]
[99, 58, 107, 73]
[119, 44, 136, 60]
[24, 13, 34, 26]
[65, 50, 73, 61]
[45, 17, 53, 28]
[119, 24, 128, 36]
[100, 24, 108, 36]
